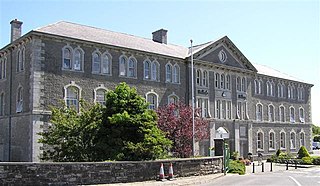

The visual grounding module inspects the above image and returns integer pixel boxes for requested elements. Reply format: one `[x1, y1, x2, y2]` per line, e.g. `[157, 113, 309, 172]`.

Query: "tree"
[312, 124, 320, 141]
[297, 146, 310, 159]
[39, 82, 171, 161]
[157, 102, 209, 158]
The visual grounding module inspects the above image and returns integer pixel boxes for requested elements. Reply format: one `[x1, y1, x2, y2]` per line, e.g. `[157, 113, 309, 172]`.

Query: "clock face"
[218, 50, 227, 63]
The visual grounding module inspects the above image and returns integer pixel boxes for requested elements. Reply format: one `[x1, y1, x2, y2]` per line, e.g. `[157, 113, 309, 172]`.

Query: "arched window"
[226, 75, 231, 90]
[290, 132, 296, 149]
[146, 92, 158, 110]
[215, 73, 220, 89]
[94, 88, 107, 105]
[290, 107, 295, 123]
[268, 105, 274, 122]
[144, 60, 151, 79]
[166, 63, 172, 82]
[17, 47, 25, 72]
[266, 81, 271, 96]
[241, 77, 246, 92]
[259, 80, 263, 94]
[64, 83, 81, 112]
[257, 131, 264, 150]
[128, 57, 136, 78]
[173, 64, 180, 83]
[102, 52, 111, 74]
[288, 85, 292, 99]
[203, 70, 208, 87]
[299, 107, 305, 123]
[280, 132, 286, 149]
[92, 52, 101, 73]
[220, 74, 225, 89]
[269, 131, 275, 150]
[119, 55, 127, 76]
[270, 81, 275, 96]
[196, 69, 201, 86]
[63, 47, 72, 69]
[0, 93, 4, 116]
[300, 132, 305, 147]
[74, 48, 83, 71]
[277, 83, 283, 98]
[16, 86, 23, 113]
[256, 103, 263, 121]
[236, 77, 241, 91]
[151, 61, 159, 81]
[279, 106, 285, 122]
[168, 94, 179, 104]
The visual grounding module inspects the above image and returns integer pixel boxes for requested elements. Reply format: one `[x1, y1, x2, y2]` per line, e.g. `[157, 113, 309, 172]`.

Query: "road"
[199, 166, 320, 186]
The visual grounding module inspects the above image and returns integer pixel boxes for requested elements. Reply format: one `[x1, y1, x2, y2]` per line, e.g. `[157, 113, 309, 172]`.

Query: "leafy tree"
[39, 82, 171, 161]
[157, 102, 209, 158]
[312, 124, 320, 141]
[297, 146, 310, 159]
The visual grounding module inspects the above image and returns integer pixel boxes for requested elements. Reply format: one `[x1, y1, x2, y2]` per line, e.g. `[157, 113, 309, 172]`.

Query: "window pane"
[166, 65, 172, 82]
[96, 89, 106, 105]
[93, 53, 101, 73]
[144, 61, 150, 79]
[66, 87, 79, 111]
[120, 57, 126, 76]
[151, 62, 157, 80]
[102, 55, 110, 74]
[63, 48, 71, 69]
[74, 50, 81, 71]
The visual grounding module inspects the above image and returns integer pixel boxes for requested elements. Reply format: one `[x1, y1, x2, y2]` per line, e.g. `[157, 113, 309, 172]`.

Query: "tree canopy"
[39, 82, 171, 161]
[157, 102, 209, 158]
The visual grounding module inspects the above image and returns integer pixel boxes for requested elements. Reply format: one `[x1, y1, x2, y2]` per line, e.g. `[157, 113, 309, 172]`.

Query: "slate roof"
[32, 21, 307, 84]
[34, 21, 188, 59]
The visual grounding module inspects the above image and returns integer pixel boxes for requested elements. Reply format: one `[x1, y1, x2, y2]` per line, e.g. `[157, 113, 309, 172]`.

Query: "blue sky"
[1, 0, 319, 124]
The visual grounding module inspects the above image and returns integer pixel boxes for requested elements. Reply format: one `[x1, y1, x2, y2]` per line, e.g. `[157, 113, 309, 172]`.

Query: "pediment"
[191, 36, 257, 72]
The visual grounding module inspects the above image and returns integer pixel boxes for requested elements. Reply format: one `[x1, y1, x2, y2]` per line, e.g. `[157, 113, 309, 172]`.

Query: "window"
[288, 85, 292, 99]
[17, 47, 25, 72]
[220, 74, 225, 89]
[215, 100, 221, 119]
[290, 107, 295, 123]
[257, 132, 264, 150]
[92, 52, 101, 73]
[147, 92, 158, 110]
[226, 75, 231, 90]
[64, 83, 81, 112]
[144, 60, 151, 79]
[236, 77, 241, 91]
[94, 88, 107, 105]
[297, 86, 304, 100]
[268, 105, 274, 122]
[256, 103, 263, 121]
[242, 102, 247, 120]
[270, 81, 275, 96]
[198, 98, 209, 118]
[299, 108, 305, 123]
[102, 52, 111, 74]
[63, 46, 72, 70]
[278, 83, 285, 98]
[166, 63, 172, 82]
[241, 77, 246, 92]
[226, 101, 232, 119]
[300, 132, 305, 147]
[151, 61, 159, 81]
[221, 100, 226, 119]
[0, 93, 4, 116]
[215, 73, 220, 89]
[266, 81, 271, 96]
[254, 79, 259, 94]
[290, 132, 296, 149]
[74, 48, 83, 71]
[203, 70, 208, 87]
[16, 87, 23, 113]
[173, 64, 180, 83]
[168, 94, 179, 104]
[128, 57, 136, 78]
[0, 58, 6, 79]
[279, 106, 285, 122]
[119, 56, 127, 76]
[280, 132, 286, 149]
[196, 69, 201, 86]
[269, 132, 275, 150]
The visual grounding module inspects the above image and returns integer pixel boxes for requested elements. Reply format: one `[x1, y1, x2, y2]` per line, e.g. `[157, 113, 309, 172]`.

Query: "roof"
[253, 63, 307, 83]
[34, 21, 188, 59]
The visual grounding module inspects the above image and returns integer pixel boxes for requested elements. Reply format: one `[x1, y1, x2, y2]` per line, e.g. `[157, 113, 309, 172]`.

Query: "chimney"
[152, 29, 167, 44]
[10, 19, 23, 42]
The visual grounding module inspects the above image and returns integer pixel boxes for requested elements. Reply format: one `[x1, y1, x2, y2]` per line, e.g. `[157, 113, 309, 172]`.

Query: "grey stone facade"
[0, 20, 313, 162]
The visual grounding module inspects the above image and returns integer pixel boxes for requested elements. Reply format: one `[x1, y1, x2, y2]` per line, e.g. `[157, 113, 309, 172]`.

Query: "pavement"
[88, 160, 314, 186]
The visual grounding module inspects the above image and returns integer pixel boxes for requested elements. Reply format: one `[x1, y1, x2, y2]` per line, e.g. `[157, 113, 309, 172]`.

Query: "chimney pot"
[152, 29, 168, 44]
[10, 19, 23, 42]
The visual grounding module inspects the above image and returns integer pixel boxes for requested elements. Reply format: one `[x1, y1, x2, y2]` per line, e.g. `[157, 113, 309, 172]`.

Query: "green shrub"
[278, 152, 293, 160]
[231, 151, 239, 160]
[276, 149, 281, 157]
[297, 146, 310, 159]
[228, 160, 246, 175]
[301, 157, 313, 165]
[312, 157, 320, 165]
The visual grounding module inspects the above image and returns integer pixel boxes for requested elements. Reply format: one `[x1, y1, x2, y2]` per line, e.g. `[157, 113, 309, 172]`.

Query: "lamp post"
[190, 39, 195, 157]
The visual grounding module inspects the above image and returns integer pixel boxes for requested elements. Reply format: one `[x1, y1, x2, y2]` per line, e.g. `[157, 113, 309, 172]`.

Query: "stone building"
[0, 20, 313, 162]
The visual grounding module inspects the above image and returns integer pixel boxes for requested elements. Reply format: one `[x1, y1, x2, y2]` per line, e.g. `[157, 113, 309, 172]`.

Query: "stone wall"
[0, 157, 223, 185]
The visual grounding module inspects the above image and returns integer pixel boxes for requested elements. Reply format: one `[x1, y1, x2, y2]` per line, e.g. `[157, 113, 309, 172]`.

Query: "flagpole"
[190, 39, 195, 157]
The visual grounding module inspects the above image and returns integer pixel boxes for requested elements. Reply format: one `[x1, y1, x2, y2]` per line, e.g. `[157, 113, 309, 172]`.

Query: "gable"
[192, 36, 257, 72]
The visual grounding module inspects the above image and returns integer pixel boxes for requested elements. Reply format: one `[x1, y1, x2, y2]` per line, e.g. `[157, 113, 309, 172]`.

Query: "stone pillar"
[234, 121, 240, 153]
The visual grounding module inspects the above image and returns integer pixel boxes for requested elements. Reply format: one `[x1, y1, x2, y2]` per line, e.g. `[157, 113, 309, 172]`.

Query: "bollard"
[286, 162, 289, 170]
[270, 162, 273, 172]
[295, 162, 297, 169]
[252, 162, 255, 173]
[262, 162, 264, 172]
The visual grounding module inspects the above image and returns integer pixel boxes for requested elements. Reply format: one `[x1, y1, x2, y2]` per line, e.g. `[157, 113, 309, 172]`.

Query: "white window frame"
[220, 74, 225, 89]
[268, 104, 275, 122]
[280, 131, 286, 149]
[73, 47, 84, 71]
[127, 56, 137, 78]
[119, 55, 128, 77]
[290, 131, 296, 149]
[102, 51, 112, 75]
[289, 106, 295, 123]
[256, 103, 263, 121]
[173, 64, 180, 83]
[299, 132, 305, 147]
[269, 130, 275, 150]
[64, 82, 82, 112]
[143, 59, 151, 80]
[257, 131, 264, 151]
[279, 106, 285, 122]
[168, 92, 179, 104]
[151, 60, 160, 81]
[165, 63, 172, 82]
[94, 85, 108, 105]
[146, 90, 158, 110]
[299, 107, 305, 123]
[241, 77, 246, 92]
